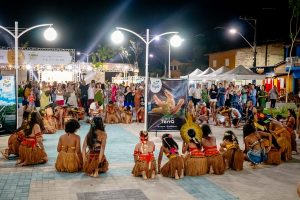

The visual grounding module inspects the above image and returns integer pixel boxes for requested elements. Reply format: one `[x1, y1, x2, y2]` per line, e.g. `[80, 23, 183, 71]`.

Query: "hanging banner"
[147, 78, 188, 131]
[0, 75, 16, 134]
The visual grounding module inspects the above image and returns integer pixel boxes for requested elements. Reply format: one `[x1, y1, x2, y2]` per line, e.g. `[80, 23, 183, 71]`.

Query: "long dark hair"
[187, 129, 201, 149]
[223, 130, 239, 144]
[86, 117, 105, 149]
[243, 123, 256, 138]
[201, 124, 212, 138]
[162, 133, 178, 150]
[24, 111, 43, 137]
[288, 109, 297, 129]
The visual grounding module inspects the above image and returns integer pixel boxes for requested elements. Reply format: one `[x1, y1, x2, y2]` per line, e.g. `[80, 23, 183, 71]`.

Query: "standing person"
[82, 117, 108, 177]
[258, 85, 267, 109]
[188, 84, 195, 101]
[182, 129, 207, 176]
[193, 83, 202, 106]
[157, 133, 184, 179]
[241, 85, 248, 109]
[124, 86, 134, 107]
[17, 112, 48, 166]
[94, 83, 104, 108]
[269, 85, 278, 108]
[217, 83, 226, 107]
[55, 83, 65, 106]
[79, 80, 89, 114]
[67, 83, 78, 107]
[209, 84, 218, 122]
[27, 90, 36, 111]
[111, 83, 117, 103]
[201, 85, 209, 108]
[87, 80, 96, 111]
[201, 124, 225, 175]
[40, 81, 51, 110]
[132, 131, 156, 180]
[249, 84, 257, 107]
[55, 119, 82, 172]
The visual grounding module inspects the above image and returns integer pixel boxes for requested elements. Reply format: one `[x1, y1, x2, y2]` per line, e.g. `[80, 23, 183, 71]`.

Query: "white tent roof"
[217, 65, 265, 80]
[180, 68, 202, 79]
[201, 66, 231, 80]
[190, 67, 215, 80]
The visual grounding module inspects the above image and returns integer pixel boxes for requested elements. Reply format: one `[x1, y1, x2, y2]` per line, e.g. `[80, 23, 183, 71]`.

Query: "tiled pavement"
[0, 121, 300, 200]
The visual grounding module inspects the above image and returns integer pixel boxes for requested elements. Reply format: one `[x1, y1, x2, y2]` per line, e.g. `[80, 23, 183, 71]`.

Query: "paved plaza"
[0, 120, 300, 200]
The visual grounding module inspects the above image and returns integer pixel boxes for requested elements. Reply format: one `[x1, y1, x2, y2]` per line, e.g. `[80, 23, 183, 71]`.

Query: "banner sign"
[0, 49, 73, 65]
[0, 75, 16, 134]
[147, 78, 188, 131]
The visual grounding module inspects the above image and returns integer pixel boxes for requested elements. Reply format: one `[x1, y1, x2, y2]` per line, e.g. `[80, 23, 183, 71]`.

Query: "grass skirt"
[161, 156, 184, 178]
[83, 153, 109, 175]
[132, 159, 156, 178]
[184, 155, 207, 176]
[55, 151, 82, 172]
[8, 131, 23, 156]
[207, 154, 225, 175]
[18, 142, 47, 165]
[265, 148, 281, 165]
[222, 148, 244, 171]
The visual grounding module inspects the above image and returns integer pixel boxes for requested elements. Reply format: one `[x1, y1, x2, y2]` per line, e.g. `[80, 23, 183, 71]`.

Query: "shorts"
[247, 149, 267, 164]
[209, 99, 217, 103]
[56, 100, 64, 106]
[217, 114, 225, 123]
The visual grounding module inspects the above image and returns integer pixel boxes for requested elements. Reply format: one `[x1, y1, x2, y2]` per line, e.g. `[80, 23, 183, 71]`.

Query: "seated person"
[196, 102, 209, 124]
[1, 111, 30, 159]
[105, 101, 119, 124]
[182, 129, 207, 176]
[132, 131, 156, 180]
[136, 103, 145, 123]
[215, 106, 230, 127]
[42, 107, 57, 134]
[89, 100, 103, 118]
[229, 107, 242, 128]
[55, 119, 82, 172]
[158, 133, 184, 179]
[122, 106, 132, 124]
[243, 123, 272, 168]
[219, 130, 243, 171]
[202, 124, 225, 174]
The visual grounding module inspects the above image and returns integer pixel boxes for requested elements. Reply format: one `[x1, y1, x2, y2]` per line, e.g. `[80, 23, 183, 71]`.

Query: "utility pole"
[240, 17, 257, 67]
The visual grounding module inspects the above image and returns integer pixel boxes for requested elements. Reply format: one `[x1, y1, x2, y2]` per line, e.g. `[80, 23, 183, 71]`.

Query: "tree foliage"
[289, 0, 300, 58]
[91, 45, 117, 69]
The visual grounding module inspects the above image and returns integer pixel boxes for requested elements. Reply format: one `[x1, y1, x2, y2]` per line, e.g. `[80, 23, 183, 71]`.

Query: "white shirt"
[89, 102, 100, 113]
[193, 88, 202, 99]
[188, 87, 195, 96]
[88, 86, 94, 100]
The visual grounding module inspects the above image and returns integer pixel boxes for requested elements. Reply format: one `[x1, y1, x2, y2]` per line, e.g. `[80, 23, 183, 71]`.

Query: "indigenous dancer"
[157, 133, 184, 179]
[132, 131, 156, 180]
[285, 109, 297, 154]
[55, 119, 82, 172]
[105, 101, 119, 124]
[182, 129, 207, 176]
[1, 111, 30, 159]
[219, 130, 244, 171]
[82, 117, 108, 177]
[202, 124, 225, 174]
[42, 107, 57, 134]
[243, 123, 272, 168]
[17, 111, 48, 166]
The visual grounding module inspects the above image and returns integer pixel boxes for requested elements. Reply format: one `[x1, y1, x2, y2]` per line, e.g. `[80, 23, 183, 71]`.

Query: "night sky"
[0, 0, 291, 67]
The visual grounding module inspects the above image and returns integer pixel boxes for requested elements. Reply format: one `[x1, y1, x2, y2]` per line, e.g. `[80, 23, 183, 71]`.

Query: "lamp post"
[228, 28, 256, 66]
[77, 51, 92, 63]
[0, 21, 57, 128]
[111, 27, 179, 131]
[154, 35, 184, 78]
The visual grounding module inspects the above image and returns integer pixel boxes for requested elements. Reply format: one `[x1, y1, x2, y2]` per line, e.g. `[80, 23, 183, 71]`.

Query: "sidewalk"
[0, 121, 299, 200]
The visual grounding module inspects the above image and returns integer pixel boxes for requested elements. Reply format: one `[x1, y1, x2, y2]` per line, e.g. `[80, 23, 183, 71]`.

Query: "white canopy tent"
[217, 65, 265, 80]
[202, 66, 231, 80]
[180, 68, 202, 79]
[190, 67, 215, 80]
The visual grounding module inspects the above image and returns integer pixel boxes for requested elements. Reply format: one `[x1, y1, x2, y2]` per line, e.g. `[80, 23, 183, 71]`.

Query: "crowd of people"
[1, 79, 299, 195]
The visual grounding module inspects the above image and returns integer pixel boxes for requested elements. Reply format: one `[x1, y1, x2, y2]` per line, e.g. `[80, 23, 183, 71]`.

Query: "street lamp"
[111, 27, 179, 131]
[77, 51, 92, 63]
[155, 35, 184, 78]
[0, 21, 57, 128]
[228, 27, 256, 67]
